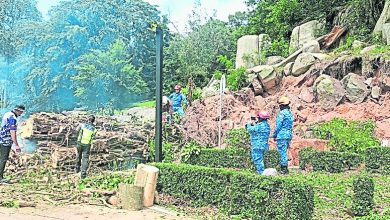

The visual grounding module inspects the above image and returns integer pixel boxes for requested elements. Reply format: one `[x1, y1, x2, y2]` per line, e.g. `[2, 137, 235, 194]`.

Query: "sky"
[36, 0, 248, 32]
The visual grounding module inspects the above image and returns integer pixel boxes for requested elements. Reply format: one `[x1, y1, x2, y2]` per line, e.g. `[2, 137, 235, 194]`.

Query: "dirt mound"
[180, 55, 390, 165]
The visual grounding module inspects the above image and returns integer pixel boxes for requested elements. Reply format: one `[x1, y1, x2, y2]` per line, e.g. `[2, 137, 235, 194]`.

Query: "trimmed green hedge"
[186, 148, 280, 170]
[352, 175, 375, 216]
[154, 163, 314, 220]
[365, 147, 390, 174]
[299, 148, 362, 173]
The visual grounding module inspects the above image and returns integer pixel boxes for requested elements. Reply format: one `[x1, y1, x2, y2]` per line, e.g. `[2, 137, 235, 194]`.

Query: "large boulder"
[291, 53, 316, 76]
[235, 35, 259, 69]
[302, 40, 320, 53]
[374, 0, 390, 35]
[248, 65, 281, 93]
[284, 62, 294, 76]
[250, 75, 264, 96]
[289, 20, 323, 54]
[383, 23, 390, 45]
[341, 73, 369, 103]
[313, 74, 346, 110]
[266, 56, 285, 65]
[202, 79, 220, 98]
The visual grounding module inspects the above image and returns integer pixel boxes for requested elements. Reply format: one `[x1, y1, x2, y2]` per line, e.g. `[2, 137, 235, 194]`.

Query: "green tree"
[73, 40, 148, 110]
[0, 0, 41, 59]
[164, 3, 235, 93]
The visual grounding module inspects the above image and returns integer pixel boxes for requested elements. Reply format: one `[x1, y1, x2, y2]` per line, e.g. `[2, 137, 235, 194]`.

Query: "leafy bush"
[154, 163, 314, 220]
[352, 175, 375, 216]
[185, 147, 280, 171]
[214, 55, 248, 91]
[182, 86, 202, 102]
[365, 147, 390, 174]
[148, 141, 177, 163]
[299, 147, 362, 173]
[225, 128, 250, 150]
[79, 172, 134, 190]
[185, 147, 250, 169]
[312, 118, 380, 154]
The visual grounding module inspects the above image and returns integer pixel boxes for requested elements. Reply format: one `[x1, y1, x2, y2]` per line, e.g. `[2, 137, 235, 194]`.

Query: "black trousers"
[76, 143, 91, 179]
[0, 145, 11, 179]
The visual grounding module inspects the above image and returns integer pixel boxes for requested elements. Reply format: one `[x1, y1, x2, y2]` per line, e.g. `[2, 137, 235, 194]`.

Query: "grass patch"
[131, 100, 156, 108]
[289, 170, 390, 219]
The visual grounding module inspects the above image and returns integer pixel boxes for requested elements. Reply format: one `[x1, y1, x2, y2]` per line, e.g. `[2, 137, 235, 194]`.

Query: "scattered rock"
[360, 45, 377, 55]
[381, 75, 390, 92]
[341, 73, 369, 103]
[307, 53, 332, 61]
[284, 62, 294, 76]
[251, 76, 264, 96]
[266, 56, 285, 65]
[108, 196, 119, 206]
[302, 40, 320, 53]
[313, 74, 346, 110]
[371, 86, 381, 99]
[263, 168, 277, 176]
[202, 79, 220, 98]
[292, 53, 316, 76]
[364, 77, 373, 86]
[352, 40, 365, 49]
[255, 96, 267, 109]
[299, 87, 315, 103]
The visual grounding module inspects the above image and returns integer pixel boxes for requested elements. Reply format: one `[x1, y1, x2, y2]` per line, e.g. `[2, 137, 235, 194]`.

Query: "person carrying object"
[245, 111, 271, 174]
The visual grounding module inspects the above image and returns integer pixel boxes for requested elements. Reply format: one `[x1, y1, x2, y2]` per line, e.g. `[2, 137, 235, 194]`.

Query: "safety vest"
[78, 124, 96, 145]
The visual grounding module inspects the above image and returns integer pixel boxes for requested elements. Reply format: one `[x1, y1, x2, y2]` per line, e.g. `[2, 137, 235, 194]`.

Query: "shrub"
[225, 128, 250, 150]
[185, 147, 280, 170]
[185, 147, 250, 169]
[299, 147, 363, 173]
[365, 147, 390, 174]
[312, 118, 380, 154]
[154, 163, 314, 220]
[352, 175, 375, 216]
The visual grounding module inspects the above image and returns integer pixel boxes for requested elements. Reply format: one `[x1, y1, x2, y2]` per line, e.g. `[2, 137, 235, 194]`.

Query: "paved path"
[0, 204, 190, 220]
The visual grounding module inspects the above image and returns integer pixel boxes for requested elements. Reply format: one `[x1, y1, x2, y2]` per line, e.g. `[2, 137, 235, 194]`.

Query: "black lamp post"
[155, 26, 163, 162]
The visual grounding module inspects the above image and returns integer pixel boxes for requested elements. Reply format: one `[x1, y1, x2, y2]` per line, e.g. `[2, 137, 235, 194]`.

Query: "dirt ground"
[0, 204, 191, 220]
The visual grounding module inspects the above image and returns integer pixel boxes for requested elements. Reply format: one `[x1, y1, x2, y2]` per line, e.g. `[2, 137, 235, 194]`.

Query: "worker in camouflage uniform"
[168, 85, 188, 117]
[272, 96, 294, 174]
[75, 115, 97, 179]
[246, 111, 271, 174]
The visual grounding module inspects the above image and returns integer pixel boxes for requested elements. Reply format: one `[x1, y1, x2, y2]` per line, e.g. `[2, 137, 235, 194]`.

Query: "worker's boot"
[280, 165, 289, 175]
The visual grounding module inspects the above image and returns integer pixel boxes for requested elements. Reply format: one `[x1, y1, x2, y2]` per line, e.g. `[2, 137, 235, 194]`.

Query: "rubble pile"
[7, 112, 153, 173]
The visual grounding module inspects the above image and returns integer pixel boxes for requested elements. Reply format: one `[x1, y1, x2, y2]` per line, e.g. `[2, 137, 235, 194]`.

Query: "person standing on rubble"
[272, 96, 294, 174]
[0, 105, 25, 183]
[75, 115, 97, 179]
[168, 85, 188, 117]
[245, 111, 271, 174]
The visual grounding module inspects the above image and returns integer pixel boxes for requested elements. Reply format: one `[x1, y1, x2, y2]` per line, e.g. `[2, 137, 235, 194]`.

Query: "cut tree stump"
[118, 183, 143, 211]
[134, 164, 159, 207]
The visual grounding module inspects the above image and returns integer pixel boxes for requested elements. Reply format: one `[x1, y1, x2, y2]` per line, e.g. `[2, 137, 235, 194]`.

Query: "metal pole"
[218, 75, 226, 149]
[155, 27, 163, 162]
